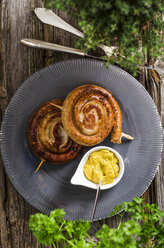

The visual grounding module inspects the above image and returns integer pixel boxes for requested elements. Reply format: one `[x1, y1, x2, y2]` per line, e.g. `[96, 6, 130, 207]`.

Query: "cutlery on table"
[30, 8, 164, 73]
[20, 38, 164, 74]
[34, 8, 117, 57]
[91, 173, 102, 222]
[21, 38, 102, 60]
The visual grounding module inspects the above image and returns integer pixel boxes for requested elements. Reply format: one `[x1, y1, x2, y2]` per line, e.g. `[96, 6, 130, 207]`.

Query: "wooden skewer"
[34, 159, 45, 173]
[121, 132, 134, 140]
[33, 103, 62, 174]
[50, 102, 63, 110]
[49, 103, 134, 141]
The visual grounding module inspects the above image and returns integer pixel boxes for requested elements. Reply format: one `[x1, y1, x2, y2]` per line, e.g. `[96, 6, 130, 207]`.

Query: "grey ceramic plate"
[1, 59, 163, 220]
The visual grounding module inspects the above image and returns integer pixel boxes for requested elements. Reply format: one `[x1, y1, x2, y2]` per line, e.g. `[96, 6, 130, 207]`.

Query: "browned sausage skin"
[28, 100, 82, 163]
[62, 85, 122, 146]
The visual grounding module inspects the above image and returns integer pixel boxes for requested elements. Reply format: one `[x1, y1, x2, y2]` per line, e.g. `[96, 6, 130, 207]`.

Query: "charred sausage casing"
[28, 100, 82, 163]
[62, 85, 122, 146]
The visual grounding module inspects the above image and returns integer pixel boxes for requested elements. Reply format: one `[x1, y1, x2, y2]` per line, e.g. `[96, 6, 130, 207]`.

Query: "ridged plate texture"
[1, 59, 163, 220]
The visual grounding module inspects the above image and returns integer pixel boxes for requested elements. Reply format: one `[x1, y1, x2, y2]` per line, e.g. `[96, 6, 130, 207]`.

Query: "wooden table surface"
[0, 1, 163, 247]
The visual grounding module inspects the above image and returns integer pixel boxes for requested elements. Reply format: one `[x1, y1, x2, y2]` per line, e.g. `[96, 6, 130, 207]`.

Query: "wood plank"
[158, 80, 164, 210]
[0, 1, 45, 247]
[137, 68, 162, 206]
[145, 68, 163, 209]
[151, 67, 164, 211]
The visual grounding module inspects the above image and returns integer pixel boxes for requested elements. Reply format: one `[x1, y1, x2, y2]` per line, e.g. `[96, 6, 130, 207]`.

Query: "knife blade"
[34, 8, 84, 38]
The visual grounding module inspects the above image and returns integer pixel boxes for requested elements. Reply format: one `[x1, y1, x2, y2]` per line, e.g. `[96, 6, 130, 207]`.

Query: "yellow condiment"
[83, 149, 119, 185]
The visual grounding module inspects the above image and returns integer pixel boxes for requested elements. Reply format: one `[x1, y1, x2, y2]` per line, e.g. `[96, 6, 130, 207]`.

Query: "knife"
[34, 8, 84, 38]
[33, 8, 164, 73]
[34, 8, 117, 58]
[21, 38, 105, 60]
[21, 38, 164, 73]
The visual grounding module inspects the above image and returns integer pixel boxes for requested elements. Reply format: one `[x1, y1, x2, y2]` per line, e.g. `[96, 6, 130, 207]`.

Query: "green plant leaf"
[45, 0, 164, 75]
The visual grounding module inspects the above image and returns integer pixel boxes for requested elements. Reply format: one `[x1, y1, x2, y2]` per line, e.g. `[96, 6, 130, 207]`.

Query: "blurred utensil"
[21, 38, 164, 73]
[21, 38, 85, 56]
[33, 8, 164, 73]
[34, 8, 117, 57]
[91, 176, 101, 222]
[34, 8, 84, 38]
[21, 38, 102, 60]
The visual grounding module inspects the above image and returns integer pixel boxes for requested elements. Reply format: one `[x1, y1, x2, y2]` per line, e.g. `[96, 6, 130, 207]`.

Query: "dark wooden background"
[0, 1, 163, 247]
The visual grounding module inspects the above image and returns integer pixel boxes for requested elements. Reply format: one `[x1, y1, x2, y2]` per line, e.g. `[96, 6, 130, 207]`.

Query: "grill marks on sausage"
[28, 100, 81, 163]
[83, 104, 102, 130]
[73, 92, 112, 136]
[53, 122, 63, 151]
[53, 122, 73, 152]
[83, 114, 96, 129]
[62, 84, 122, 146]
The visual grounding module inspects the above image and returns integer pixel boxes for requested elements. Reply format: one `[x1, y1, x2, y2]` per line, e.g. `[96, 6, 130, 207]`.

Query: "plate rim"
[1, 58, 163, 220]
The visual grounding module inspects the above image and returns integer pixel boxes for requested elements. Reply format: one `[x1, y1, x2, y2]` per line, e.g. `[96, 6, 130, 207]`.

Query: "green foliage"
[29, 197, 164, 247]
[45, 0, 164, 75]
[29, 209, 92, 247]
[97, 198, 164, 247]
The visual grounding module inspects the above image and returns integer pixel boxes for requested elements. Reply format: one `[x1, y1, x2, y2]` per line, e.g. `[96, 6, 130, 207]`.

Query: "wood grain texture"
[0, 1, 163, 247]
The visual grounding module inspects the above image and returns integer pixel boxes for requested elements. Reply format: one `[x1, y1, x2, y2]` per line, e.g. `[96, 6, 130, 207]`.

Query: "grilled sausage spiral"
[62, 85, 122, 146]
[28, 100, 82, 163]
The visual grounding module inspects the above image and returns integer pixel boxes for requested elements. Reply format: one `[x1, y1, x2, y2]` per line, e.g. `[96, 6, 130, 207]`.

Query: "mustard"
[83, 149, 119, 185]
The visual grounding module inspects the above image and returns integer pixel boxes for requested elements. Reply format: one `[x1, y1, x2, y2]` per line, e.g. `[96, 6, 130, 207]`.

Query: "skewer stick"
[34, 159, 45, 173]
[50, 102, 63, 110]
[121, 132, 134, 140]
[50, 103, 134, 141]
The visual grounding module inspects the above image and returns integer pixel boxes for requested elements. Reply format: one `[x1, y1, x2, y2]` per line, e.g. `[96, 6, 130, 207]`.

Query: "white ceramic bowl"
[71, 146, 124, 190]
